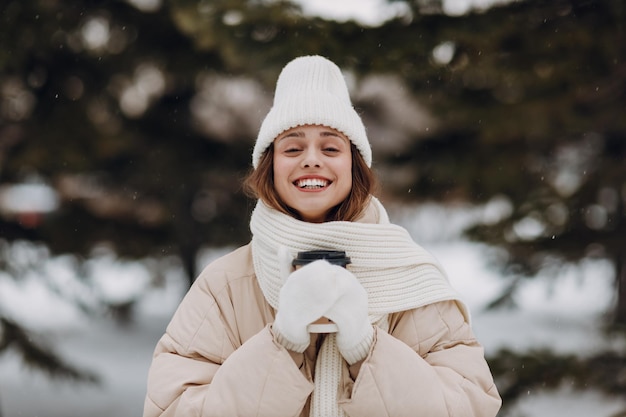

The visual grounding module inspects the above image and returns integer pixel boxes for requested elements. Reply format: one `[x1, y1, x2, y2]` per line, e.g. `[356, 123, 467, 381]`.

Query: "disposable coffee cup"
[292, 250, 351, 333]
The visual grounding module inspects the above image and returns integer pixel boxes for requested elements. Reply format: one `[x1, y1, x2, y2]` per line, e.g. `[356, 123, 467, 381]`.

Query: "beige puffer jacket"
[143, 244, 501, 417]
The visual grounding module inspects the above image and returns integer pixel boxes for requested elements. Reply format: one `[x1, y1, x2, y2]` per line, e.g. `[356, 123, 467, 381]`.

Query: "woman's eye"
[285, 147, 301, 153]
[324, 147, 340, 153]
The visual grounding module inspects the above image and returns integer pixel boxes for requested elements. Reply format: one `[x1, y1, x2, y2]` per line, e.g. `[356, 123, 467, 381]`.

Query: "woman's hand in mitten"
[273, 260, 343, 353]
[324, 268, 374, 365]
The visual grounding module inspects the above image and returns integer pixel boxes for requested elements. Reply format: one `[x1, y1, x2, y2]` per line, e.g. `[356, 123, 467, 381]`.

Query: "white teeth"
[296, 178, 328, 189]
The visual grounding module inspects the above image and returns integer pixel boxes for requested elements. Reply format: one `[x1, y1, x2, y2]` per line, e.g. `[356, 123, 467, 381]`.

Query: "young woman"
[143, 55, 501, 417]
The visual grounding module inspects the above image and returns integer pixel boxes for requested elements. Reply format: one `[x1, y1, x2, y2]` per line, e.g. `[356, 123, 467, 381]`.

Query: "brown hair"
[243, 143, 378, 222]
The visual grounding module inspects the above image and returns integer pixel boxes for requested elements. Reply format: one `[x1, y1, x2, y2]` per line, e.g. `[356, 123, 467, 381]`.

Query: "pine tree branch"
[0, 317, 100, 384]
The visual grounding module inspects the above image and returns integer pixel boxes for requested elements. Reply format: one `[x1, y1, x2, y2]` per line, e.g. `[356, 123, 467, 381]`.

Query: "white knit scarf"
[250, 198, 468, 417]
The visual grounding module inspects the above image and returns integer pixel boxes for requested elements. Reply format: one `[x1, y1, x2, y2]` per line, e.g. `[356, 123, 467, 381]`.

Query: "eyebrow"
[281, 131, 305, 139]
[279, 129, 344, 140]
[320, 130, 342, 138]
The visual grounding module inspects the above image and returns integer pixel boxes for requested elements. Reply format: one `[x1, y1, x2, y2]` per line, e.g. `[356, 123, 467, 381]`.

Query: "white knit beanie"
[252, 55, 372, 168]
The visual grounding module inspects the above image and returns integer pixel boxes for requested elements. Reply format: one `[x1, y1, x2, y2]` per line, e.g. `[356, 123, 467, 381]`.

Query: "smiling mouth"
[295, 178, 330, 189]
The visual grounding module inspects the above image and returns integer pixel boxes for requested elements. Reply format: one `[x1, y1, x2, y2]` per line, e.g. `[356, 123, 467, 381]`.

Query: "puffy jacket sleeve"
[143, 264, 314, 417]
[339, 300, 501, 417]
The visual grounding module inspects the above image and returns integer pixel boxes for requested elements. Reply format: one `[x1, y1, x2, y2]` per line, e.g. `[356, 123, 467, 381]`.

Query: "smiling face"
[273, 125, 353, 223]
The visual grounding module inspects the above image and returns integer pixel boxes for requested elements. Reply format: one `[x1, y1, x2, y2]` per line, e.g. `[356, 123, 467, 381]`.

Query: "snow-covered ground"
[0, 203, 624, 417]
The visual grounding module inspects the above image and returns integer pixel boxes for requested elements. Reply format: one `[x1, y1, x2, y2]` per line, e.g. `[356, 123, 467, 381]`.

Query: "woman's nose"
[302, 149, 322, 167]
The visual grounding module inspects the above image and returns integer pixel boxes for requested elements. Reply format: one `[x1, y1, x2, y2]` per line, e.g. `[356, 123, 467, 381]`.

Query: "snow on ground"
[1, 204, 625, 416]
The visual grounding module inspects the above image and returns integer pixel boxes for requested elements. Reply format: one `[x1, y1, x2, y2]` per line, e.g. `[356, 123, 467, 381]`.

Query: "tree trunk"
[616, 254, 626, 327]
[174, 187, 200, 288]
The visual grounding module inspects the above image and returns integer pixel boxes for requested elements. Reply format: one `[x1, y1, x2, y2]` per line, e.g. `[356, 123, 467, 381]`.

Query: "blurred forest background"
[0, 0, 624, 415]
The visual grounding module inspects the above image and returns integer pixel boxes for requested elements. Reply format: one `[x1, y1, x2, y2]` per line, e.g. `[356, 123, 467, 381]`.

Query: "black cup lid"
[292, 250, 351, 267]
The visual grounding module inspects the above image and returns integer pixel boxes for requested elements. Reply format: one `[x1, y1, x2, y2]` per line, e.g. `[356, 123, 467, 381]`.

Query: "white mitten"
[324, 268, 374, 365]
[273, 260, 344, 352]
